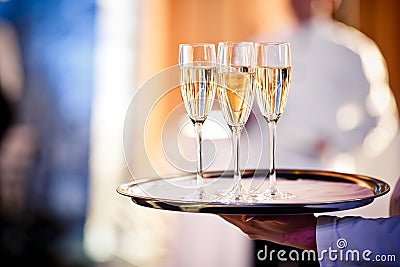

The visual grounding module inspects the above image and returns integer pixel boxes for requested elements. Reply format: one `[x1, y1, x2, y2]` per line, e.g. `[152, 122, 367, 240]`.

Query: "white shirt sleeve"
[316, 215, 400, 266]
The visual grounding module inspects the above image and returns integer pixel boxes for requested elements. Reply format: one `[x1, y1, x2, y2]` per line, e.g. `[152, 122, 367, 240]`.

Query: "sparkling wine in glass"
[255, 42, 294, 200]
[217, 41, 255, 202]
[179, 43, 216, 200]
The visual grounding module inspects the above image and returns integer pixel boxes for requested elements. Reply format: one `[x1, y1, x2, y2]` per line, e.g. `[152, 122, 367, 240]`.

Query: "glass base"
[255, 188, 295, 201]
[215, 186, 255, 204]
[179, 189, 217, 202]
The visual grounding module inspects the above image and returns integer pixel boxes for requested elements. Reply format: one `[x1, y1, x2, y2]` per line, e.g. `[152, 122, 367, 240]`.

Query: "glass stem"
[232, 126, 242, 200]
[194, 122, 205, 199]
[268, 120, 278, 195]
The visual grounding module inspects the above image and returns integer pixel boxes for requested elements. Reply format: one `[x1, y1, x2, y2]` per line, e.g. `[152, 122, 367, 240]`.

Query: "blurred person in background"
[244, 0, 400, 266]
[0, 1, 96, 266]
[250, 0, 398, 171]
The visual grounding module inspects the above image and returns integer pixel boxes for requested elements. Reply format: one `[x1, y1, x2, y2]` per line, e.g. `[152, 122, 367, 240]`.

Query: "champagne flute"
[179, 43, 216, 200]
[254, 42, 294, 200]
[217, 41, 255, 202]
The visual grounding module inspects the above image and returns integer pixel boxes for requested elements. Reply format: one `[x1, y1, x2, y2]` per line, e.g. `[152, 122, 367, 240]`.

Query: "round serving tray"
[116, 169, 390, 214]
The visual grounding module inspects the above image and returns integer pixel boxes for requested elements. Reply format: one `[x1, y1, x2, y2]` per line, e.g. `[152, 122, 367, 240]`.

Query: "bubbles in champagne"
[217, 70, 254, 128]
[255, 66, 291, 122]
[179, 65, 216, 123]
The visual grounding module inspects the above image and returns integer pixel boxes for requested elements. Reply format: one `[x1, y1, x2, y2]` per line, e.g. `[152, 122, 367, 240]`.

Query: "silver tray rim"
[116, 169, 390, 214]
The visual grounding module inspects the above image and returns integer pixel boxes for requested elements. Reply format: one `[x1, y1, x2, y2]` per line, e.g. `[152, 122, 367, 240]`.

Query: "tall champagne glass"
[217, 41, 255, 202]
[255, 42, 294, 200]
[179, 43, 216, 200]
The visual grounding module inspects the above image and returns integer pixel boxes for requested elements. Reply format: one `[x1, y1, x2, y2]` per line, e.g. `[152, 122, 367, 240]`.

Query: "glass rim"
[218, 41, 254, 47]
[255, 42, 290, 46]
[179, 43, 216, 47]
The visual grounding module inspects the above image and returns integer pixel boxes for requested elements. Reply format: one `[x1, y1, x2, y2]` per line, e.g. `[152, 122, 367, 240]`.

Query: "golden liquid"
[217, 68, 254, 128]
[255, 66, 291, 122]
[179, 65, 216, 123]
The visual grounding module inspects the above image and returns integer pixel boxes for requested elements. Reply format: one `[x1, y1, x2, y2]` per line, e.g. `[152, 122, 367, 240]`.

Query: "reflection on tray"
[117, 169, 389, 215]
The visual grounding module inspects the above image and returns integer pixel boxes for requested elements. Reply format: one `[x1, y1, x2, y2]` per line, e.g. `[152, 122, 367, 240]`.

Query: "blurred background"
[0, 0, 399, 267]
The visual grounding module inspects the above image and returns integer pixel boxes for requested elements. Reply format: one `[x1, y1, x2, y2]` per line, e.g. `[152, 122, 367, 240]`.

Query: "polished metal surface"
[117, 169, 390, 214]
